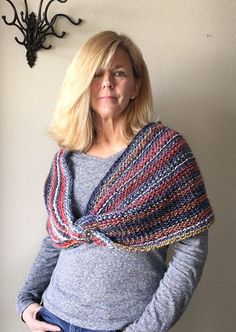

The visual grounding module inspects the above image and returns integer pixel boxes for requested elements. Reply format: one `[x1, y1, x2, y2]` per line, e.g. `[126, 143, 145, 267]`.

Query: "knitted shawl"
[45, 122, 214, 251]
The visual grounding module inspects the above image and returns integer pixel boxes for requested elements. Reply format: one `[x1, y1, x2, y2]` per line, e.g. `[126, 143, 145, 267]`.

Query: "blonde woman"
[17, 31, 214, 332]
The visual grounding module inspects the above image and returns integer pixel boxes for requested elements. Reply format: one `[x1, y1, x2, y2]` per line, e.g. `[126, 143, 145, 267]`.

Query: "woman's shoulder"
[146, 121, 187, 143]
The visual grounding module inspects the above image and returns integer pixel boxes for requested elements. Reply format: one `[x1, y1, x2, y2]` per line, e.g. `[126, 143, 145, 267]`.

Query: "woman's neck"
[86, 116, 129, 157]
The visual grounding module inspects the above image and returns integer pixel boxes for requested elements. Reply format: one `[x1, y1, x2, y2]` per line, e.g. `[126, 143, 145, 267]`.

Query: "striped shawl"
[45, 122, 214, 251]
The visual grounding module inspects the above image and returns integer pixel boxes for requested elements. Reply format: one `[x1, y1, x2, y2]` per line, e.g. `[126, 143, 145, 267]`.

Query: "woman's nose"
[102, 72, 113, 88]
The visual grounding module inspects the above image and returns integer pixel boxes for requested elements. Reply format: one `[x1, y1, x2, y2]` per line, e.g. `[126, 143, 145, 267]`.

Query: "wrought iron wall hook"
[2, 0, 82, 67]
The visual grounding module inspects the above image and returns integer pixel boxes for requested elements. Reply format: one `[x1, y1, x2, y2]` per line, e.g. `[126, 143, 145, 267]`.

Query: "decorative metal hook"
[2, 0, 82, 67]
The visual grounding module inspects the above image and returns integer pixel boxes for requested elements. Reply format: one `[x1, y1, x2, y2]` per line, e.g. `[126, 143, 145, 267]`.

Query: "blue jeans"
[37, 307, 122, 332]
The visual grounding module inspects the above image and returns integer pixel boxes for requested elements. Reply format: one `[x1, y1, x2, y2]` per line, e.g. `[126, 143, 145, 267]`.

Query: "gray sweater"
[16, 150, 208, 332]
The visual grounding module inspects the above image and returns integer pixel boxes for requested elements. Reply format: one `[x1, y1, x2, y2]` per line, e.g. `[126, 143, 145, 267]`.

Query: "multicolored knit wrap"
[45, 122, 214, 251]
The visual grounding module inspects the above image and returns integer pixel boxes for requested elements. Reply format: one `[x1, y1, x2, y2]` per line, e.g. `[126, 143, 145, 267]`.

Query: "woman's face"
[90, 48, 139, 121]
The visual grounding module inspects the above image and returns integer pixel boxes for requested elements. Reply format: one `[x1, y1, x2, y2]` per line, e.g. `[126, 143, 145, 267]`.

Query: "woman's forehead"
[99, 47, 133, 71]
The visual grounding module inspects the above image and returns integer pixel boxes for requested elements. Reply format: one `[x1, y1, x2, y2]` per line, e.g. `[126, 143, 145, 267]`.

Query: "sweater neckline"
[79, 148, 126, 161]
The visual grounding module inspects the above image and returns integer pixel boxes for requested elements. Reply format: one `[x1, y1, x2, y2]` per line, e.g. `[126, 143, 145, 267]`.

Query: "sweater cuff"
[17, 301, 39, 322]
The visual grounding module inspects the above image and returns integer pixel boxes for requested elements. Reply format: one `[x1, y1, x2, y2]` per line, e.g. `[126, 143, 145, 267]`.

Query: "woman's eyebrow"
[110, 64, 126, 70]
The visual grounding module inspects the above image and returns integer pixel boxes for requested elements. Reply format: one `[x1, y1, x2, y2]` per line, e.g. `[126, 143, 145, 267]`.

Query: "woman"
[16, 31, 214, 332]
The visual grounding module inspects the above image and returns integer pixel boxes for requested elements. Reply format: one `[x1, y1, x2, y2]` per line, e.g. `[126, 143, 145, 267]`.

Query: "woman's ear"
[132, 78, 141, 98]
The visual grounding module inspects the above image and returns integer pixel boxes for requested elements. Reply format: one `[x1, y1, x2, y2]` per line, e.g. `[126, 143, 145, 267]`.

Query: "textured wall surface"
[0, 1, 235, 331]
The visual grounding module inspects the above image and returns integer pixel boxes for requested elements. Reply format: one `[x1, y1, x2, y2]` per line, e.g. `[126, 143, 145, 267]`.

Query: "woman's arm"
[16, 236, 60, 317]
[125, 231, 208, 332]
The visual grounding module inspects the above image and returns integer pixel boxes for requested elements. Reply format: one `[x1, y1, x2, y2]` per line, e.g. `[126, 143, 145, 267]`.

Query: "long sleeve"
[16, 236, 60, 316]
[125, 231, 208, 332]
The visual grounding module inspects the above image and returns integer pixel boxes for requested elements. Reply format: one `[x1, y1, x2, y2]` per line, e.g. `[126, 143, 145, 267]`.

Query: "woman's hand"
[22, 303, 61, 332]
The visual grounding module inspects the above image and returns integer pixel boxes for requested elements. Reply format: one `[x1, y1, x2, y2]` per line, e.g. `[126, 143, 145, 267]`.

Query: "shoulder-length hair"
[49, 31, 153, 151]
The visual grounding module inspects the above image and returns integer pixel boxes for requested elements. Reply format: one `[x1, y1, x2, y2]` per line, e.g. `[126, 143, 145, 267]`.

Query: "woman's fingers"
[22, 303, 60, 332]
[31, 319, 61, 331]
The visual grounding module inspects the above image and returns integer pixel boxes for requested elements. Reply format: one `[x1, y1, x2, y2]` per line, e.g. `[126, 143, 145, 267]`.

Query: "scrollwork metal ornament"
[2, 0, 82, 67]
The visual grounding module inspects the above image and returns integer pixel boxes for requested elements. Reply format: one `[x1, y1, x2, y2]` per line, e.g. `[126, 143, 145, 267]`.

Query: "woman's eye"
[93, 71, 103, 79]
[113, 71, 127, 78]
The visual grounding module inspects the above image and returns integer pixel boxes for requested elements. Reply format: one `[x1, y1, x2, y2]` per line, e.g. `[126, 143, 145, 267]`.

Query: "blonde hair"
[49, 31, 153, 151]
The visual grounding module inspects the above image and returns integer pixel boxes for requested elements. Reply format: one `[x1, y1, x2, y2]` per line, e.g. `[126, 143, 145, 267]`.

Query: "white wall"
[1, 1, 236, 331]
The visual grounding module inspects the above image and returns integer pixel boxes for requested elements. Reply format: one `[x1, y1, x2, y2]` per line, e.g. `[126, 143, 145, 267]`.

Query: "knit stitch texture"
[45, 122, 214, 251]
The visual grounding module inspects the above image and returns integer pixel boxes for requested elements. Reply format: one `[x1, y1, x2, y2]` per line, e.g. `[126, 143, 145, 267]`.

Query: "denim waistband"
[37, 307, 124, 332]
